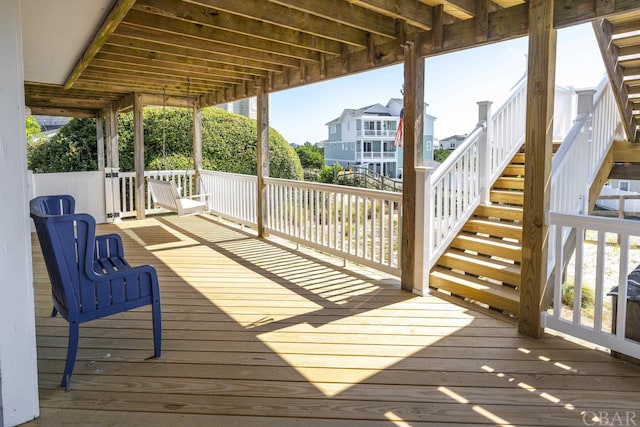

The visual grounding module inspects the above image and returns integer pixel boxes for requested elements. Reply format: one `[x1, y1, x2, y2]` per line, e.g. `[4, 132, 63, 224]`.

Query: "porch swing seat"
[148, 178, 209, 217]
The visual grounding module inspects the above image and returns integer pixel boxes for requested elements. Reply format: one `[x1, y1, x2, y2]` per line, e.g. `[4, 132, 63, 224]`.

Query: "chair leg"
[51, 306, 57, 317]
[152, 300, 162, 358]
[62, 321, 79, 391]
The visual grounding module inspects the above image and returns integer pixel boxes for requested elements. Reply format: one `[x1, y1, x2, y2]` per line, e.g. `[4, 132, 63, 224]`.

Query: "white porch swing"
[148, 81, 210, 217]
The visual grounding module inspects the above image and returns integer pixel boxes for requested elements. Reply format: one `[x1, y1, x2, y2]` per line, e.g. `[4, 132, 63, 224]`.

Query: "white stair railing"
[548, 77, 622, 279]
[415, 75, 528, 293]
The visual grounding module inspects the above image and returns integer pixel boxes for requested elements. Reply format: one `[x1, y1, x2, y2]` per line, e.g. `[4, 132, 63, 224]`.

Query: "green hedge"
[28, 107, 303, 180]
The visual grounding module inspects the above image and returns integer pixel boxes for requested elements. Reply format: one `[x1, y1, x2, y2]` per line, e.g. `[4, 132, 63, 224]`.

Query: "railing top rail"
[430, 124, 484, 183]
[592, 74, 611, 106]
[551, 114, 588, 168]
[491, 73, 527, 118]
[549, 211, 640, 236]
[200, 170, 257, 181]
[264, 176, 403, 202]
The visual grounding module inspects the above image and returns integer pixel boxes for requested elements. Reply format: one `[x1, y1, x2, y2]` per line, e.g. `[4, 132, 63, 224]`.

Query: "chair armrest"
[94, 233, 125, 260]
[86, 262, 159, 283]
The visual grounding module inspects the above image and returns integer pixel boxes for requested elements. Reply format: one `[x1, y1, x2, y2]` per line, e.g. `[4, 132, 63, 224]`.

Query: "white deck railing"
[545, 212, 640, 359]
[200, 170, 257, 228]
[265, 178, 402, 275]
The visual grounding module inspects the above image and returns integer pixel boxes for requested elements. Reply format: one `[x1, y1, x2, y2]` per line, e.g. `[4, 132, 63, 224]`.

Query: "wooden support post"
[106, 105, 119, 170]
[133, 93, 145, 220]
[96, 111, 105, 171]
[401, 37, 425, 293]
[257, 83, 270, 237]
[520, 0, 556, 338]
[192, 99, 203, 194]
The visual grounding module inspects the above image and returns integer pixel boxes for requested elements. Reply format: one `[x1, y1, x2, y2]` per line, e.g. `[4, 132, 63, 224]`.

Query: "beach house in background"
[324, 98, 435, 178]
[439, 134, 467, 151]
[217, 98, 257, 120]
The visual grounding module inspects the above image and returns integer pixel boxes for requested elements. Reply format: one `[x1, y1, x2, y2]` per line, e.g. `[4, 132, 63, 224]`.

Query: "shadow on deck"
[28, 215, 640, 426]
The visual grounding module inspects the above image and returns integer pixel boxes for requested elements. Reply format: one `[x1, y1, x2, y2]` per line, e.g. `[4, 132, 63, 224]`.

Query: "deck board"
[28, 215, 640, 426]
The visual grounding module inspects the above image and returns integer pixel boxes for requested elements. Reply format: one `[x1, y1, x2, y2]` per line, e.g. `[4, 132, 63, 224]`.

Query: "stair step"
[490, 190, 524, 205]
[511, 153, 525, 164]
[494, 177, 525, 190]
[452, 233, 522, 262]
[503, 164, 524, 176]
[474, 205, 523, 221]
[436, 250, 521, 286]
[463, 218, 522, 241]
[430, 267, 520, 314]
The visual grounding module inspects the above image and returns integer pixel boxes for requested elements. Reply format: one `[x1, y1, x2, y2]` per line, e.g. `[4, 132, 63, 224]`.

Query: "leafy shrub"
[29, 107, 303, 180]
[295, 142, 324, 169]
[318, 163, 343, 184]
[562, 284, 595, 310]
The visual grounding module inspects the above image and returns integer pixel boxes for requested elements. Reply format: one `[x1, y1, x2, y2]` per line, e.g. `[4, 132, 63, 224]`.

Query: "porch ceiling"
[22, 0, 640, 117]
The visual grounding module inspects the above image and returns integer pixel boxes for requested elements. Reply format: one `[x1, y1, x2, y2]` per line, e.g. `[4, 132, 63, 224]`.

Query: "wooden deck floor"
[28, 215, 640, 426]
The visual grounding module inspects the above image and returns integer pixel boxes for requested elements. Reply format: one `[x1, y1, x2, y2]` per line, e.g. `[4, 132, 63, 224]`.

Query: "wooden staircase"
[429, 143, 565, 316]
[593, 16, 640, 143]
[429, 151, 524, 315]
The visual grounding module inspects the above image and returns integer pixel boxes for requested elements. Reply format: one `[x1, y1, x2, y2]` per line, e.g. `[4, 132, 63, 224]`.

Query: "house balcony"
[356, 151, 397, 162]
[356, 130, 397, 138]
[30, 214, 640, 426]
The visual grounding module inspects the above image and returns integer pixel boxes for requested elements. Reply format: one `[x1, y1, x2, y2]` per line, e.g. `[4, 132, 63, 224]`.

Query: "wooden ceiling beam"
[115, 24, 305, 68]
[80, 69, 226, 92]
[28, 106, 98, 118]
[64, 0, 136, 89]
[346, 0, 434, 31]
[95, 51, 260, 81]
[24, 96, 114, 109]
[267, 0, 397, 38]
[184, 0, 372, 46]
[100, 45, 269, 79]
[134, 0, 344, 55]
[106, 35, 285, 73]
[90, 57, 247, 85]
[73, 81, 209, 98]
[123, 10, 322, 62]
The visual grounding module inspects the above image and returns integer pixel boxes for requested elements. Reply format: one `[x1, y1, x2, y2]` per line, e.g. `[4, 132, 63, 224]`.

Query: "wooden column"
[96, 111, 105, 171]
[257, 85, 270, 237]
[134, 93, 145, 220]
[401, 37, 425, 292]
[105, 105, 119, 169]
[192, 99, 203, 193]
[520, 0, 557, 338]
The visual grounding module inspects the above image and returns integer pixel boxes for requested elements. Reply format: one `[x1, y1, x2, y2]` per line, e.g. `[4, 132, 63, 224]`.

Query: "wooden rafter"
[64, 0, 137, 89]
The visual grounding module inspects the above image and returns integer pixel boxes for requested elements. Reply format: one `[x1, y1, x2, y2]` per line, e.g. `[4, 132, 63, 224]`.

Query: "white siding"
[0, 1, 40, 424]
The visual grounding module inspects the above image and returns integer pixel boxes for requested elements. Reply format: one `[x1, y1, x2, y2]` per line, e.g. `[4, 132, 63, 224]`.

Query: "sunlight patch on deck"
[257, 299, 474, 397]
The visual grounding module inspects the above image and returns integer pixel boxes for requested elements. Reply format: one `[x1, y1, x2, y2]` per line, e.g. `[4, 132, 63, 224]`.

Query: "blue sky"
[270, 23, 606, 144]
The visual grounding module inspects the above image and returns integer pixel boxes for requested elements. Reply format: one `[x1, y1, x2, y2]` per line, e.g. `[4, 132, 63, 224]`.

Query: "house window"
[364, 141, 372, 152]
[619, 180, 630, 191]
[449, 142, 456, 149]
[356, 119, 362, 130]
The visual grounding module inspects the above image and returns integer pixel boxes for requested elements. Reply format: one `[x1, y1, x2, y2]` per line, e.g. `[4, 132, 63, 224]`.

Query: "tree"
[27, 118, 97, 172]
[433, 148, 452, 163]
[28, 107, 303, 180]
[295, 142, 324, 169]
[25, 116, 41, 141]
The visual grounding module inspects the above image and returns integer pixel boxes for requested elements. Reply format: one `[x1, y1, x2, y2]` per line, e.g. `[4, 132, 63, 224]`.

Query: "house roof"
[20, 1, 640, 118]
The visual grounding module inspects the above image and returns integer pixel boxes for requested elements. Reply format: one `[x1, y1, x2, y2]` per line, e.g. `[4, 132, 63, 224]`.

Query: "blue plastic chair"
[30, 195, 161, 390]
